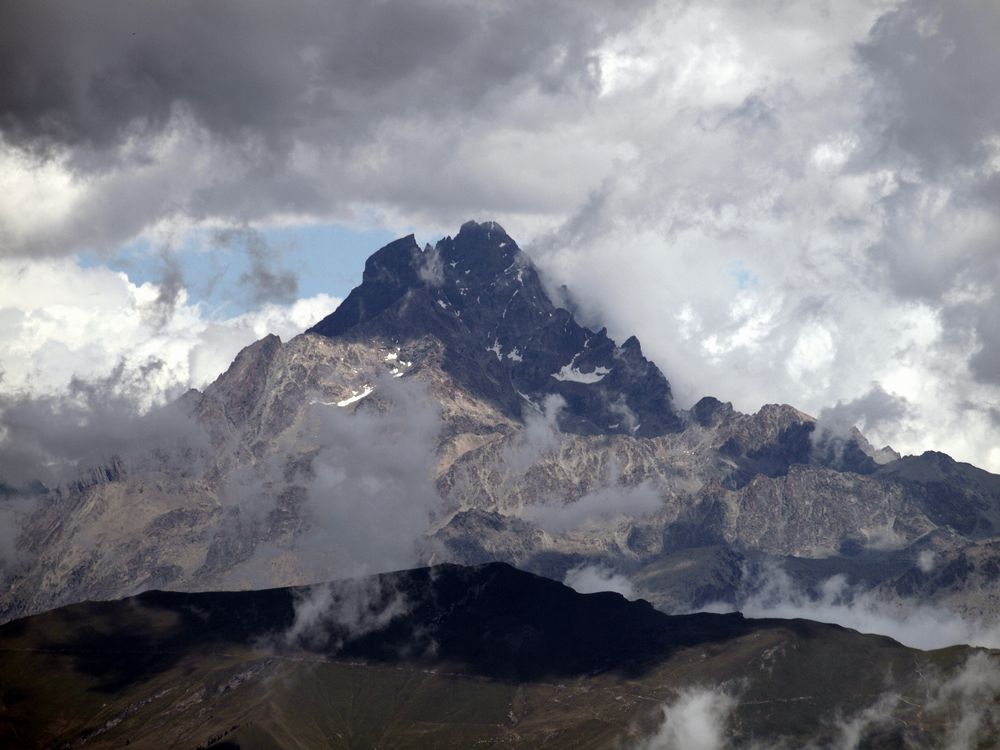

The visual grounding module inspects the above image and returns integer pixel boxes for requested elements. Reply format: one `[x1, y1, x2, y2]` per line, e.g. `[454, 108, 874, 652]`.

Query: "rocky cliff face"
[3, 221, 1000, 624]
[309, 220, 682, 436]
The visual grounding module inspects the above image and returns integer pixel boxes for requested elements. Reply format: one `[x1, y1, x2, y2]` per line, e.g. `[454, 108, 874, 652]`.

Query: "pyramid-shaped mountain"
[308, 220, 682, 436]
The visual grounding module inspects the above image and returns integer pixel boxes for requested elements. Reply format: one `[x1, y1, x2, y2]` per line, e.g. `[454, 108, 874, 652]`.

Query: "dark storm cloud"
[0, 0, 652, 256]
[967, 296, 1000, 385]
[0, 0, 646, 160]
[858, 0, 1000, 289]
[816, 383, 912, 439]
[858, 0, 1000, 176]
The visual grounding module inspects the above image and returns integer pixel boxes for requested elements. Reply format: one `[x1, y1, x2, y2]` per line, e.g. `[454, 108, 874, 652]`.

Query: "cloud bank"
[706, 563, 1000, 651]
[295, 376, 443, 576]
[563, 564, 636, 599]
[217, 375, 444, 585]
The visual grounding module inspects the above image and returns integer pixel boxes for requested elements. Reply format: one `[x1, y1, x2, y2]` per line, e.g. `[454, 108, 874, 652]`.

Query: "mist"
[521, 478, 662, 535]
[634, 688, 736, 750]
[0, 362, 208, 489]
[563, 564, 636, 599]
[705, 563, 1000, 651]
[284, 574, 411, 652]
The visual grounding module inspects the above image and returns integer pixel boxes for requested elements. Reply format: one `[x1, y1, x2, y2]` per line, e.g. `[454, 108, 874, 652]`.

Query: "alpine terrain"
[2, 221, 1000, 747]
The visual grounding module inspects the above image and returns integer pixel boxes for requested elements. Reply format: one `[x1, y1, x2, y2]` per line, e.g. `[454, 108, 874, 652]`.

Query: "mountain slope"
[1, 563, 993, 749]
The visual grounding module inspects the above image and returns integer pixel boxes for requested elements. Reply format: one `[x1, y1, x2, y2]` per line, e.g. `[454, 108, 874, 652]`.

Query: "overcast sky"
[1, 0, 998, 470]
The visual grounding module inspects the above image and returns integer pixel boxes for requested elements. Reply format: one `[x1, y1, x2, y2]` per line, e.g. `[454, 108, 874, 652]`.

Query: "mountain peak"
[308, 221, 682, 436]
[438, 219, 521, 287]
[456, 218, 508, 239]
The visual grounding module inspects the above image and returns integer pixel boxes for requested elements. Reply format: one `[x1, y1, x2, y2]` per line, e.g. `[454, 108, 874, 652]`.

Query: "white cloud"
[707, 563, 1000, 650]
[0, 256, 339, 405]
[563, 564, 636, 599]
[636, 688, 737, 750]
[285, 575, 411, 651]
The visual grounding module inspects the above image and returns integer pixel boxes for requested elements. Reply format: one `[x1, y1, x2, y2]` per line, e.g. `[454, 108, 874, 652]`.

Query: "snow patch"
[506, 347, 523, 362]
[551, 351, 611, 383]
[552, 362, 611, 383]
[337, 386, 374, 407]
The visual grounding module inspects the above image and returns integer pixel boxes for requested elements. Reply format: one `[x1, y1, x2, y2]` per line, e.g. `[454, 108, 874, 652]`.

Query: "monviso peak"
[309, 220, 682, 436]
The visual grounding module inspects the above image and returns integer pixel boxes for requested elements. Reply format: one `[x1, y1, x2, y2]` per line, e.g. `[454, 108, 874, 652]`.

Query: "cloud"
[629, 653, 1000, 750]
[709, 562, 1000, 650]
[928, 652, 1000, 750]
[0, 256, 339, 404]
[285, 574, 411, 651]
[0, 0, 652, 257]
[858, 0, 1000, 177]
[528, 0, 1000, 472]
[213, 227, 299, 306]
[0, 363, 208, 488]
[815, 384, 911, 442]
[291, 375, 443, 577]
[814, 653, 1000, 750]
[502, 393, 565, 472]
[635, 688, 737, 750]
[0, 490, 38, 565]
[212, 375, 442, 585]
[563, 564, 636, 599]
[148, 247, 185, 329]
[917, 549, 936, 573]
[2, 0, 999, 478]
[521, 478, 662, 535]
[518, 451, 663, 535]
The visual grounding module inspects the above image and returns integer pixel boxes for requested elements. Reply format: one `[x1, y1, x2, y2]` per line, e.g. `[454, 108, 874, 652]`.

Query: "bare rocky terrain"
[3, 221, 1000, 626]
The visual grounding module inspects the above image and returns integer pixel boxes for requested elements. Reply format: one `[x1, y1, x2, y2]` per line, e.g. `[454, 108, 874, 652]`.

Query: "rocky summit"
[309, 220, 682, 436]
[3, 221, 1000, 631]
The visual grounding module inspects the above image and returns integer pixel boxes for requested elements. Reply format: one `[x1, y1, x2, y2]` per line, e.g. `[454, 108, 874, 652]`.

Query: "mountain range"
[4, 220, 999, 624]
[2, 220, 1000, 746]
